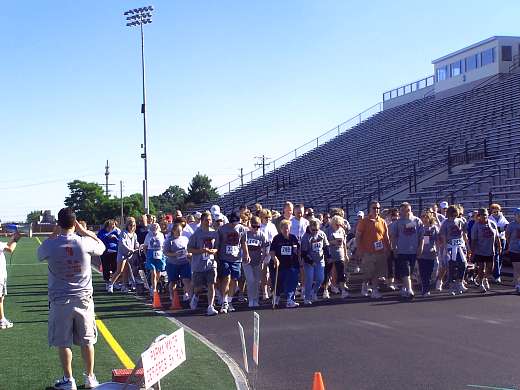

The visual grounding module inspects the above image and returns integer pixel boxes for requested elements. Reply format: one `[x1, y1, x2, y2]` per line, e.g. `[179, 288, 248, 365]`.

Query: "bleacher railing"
[383, 75, 435, 102]
[215, 101, 383, 195]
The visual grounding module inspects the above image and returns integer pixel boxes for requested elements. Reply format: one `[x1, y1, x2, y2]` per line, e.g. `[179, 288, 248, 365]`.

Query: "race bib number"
[153, 250, 163, 260]
[312, 242, 322, 253]
[247, 238, 260, 247]
[423, 236, 430, 245]
[225, 245, 240, 256]
[281, 245, 292, 256]
[202, 253, 214, 261]
[451, 239, 463, 246]
[332, 232, 343, 240]
[374, 241, 384, 251]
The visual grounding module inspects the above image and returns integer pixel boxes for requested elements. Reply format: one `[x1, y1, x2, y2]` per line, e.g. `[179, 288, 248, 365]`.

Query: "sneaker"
[361, 282, 369, 297]
[435, 280, 443, 292]
[480, 282, 488, 293]
[263, 291, 270, 301]
[220, 302, 229, 314]
[330, 285, 340, 294]
[355, 266, 361, 273]
[460, 281, 468, 292]
[54, 376, 77, 390]
[484, 278, 491, 291]
[388, 283, 397, 291]
[227, 302, 236, 312]
[238, 293, 247, 303]
[183, 293, 190, 302]
[115, 283, 122, 290]
[286, 299, 299, 308]
[494, 277, 502, 284]
[0, 318, 13, 329]
[190, 295, 199, 310]
[207, 305, 218, 316]
[341, 289, 350, 298]
[422, 291, 431, 297]
[107, 283, 114, 293]
[83, 373, 99, 389]
[304, 299, 313, 305]
[399, 287, 408, 297]
[371, 288, 382, 299]
[322, 289, 330, 299]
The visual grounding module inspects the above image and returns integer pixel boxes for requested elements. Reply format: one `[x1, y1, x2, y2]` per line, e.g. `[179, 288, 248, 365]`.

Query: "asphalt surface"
[171, 279, 520, 390]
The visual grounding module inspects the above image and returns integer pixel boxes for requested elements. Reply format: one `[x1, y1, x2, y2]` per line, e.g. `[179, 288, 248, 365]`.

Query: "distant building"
[383, 36, 520, 109]
[41, 210, 55, 224]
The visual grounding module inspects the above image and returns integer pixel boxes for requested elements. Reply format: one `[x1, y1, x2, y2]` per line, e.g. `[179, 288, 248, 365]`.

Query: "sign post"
[141, 328, 187, 389]
[253, 312, 260, 366]
[237, 321, 249, 373]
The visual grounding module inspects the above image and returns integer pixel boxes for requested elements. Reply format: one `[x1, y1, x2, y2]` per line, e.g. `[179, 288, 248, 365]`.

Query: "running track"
[172, 280, 520, 390]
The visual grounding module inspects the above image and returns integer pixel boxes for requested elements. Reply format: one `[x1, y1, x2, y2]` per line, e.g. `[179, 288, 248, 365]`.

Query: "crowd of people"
[97, 200, 520, 316]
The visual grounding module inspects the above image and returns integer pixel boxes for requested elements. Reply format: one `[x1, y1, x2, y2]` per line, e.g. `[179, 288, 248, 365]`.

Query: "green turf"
[0, 237, 235, 389]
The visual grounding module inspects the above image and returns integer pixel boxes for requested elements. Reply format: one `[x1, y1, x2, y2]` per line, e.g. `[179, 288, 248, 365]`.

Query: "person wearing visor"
[216, 211, 249, 313]
[243, 216, 269, 307]
[471, 208, 500, 292]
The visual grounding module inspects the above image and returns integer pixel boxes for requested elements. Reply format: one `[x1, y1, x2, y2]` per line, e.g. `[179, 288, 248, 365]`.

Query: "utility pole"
[254, 155, 271, 176]
[239, 168, 244, 186]
[120, 180, 124, 227]
[104, 160, 110, 196]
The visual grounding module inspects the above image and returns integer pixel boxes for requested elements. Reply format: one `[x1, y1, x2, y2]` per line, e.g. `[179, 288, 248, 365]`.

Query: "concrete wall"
[383, 85, 434, 110]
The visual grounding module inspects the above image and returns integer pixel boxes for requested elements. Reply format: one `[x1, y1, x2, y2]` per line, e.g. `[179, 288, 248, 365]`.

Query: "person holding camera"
[0, 229, 21, 329]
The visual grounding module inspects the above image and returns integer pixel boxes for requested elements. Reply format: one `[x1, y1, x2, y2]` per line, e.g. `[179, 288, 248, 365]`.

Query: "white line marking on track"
[467, 384, 517, 390]
[357, 320, 392, 329]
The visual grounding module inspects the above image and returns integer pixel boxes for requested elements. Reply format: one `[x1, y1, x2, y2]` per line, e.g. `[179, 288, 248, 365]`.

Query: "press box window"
[465, 54, 478, 72]
[501, 45, 512, 61]
[481, 47, 495, 66]
[450, 60, 462, 77]
[436, 66, 448, 81]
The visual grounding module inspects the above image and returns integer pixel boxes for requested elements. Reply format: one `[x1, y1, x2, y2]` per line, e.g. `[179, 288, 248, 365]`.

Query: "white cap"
[213, 213, 224, 222]
[210, 205, 221, 215]
[194, 212, 202, 219]
[357, 211, 364, 217]
[439, 201, 449, 209]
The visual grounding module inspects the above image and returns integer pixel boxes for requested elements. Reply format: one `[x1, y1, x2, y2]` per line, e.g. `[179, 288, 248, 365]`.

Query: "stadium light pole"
[124, 5, 154, 214]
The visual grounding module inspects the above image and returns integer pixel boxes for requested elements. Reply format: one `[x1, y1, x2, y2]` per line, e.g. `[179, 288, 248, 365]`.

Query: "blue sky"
[1, 0, 519, 221]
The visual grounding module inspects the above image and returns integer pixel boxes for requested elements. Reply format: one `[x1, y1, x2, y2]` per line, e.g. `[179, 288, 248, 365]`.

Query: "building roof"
[431, 36, 520, 64]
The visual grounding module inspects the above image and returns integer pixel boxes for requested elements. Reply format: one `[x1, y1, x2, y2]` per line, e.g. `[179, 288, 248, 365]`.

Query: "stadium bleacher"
[205, 60, 520, 222]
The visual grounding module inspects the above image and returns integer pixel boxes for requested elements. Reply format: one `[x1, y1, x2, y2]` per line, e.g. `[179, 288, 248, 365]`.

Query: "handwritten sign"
[141, 328, 186, 388]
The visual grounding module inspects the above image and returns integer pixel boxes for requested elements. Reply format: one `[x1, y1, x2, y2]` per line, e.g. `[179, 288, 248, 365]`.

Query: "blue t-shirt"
[97, 228, 120, 253]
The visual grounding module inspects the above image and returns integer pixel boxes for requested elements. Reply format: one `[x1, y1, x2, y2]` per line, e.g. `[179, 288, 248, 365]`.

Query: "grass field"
[0, 237, 235, 390]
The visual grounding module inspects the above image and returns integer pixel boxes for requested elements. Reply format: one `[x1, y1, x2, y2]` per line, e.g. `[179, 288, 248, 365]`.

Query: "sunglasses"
[251, 225, 260, 228]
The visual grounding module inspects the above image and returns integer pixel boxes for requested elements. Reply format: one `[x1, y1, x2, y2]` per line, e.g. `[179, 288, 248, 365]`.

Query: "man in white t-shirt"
[290, 204, 309, 240]
[0, 230, 20, 330]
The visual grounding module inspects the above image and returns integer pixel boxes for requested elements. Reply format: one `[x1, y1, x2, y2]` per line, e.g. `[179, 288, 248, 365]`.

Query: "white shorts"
[0, 278, 6, 297]
[48, 296, 97, 347]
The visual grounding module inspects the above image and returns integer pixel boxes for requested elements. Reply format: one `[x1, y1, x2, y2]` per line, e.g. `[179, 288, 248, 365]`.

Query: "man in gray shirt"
[37, 208, 105, 390]
[187, 211, 220, 316]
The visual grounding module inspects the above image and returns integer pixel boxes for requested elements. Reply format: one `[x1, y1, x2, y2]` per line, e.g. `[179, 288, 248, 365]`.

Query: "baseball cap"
[214, 213, 224, 222]
[357, 211, 364, 218]
[210, 205, 221, 215]
[194, 212, 202, 219]
[439, 201, 449, 209]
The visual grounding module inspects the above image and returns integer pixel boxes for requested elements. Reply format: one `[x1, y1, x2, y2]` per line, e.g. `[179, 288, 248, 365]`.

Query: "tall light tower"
[124, 5, 154, 213]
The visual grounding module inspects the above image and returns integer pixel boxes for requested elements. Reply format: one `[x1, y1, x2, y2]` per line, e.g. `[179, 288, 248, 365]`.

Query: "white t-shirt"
[290, 217, 309, 240]
[0, 242, 7, 281]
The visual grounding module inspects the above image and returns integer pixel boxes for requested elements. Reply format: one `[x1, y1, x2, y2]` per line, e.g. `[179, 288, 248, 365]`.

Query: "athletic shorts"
[0, 278, 6, 297]
[218, 261, 242, 280]
[192, 269, 217, 289]
[474, 255, 494, 264]
[166, 262, 191, 282]
[145, 258, 166, 272]
[361, 252, 387, 280]
[48, 296, 97, 347]
[509, 252, 520, 262]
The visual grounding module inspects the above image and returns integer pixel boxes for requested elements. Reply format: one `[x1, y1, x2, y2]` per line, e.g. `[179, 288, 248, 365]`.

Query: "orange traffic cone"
[152, 291, 162, 309]
[169, 289, 183, 311]
[312, 372, 325, 390]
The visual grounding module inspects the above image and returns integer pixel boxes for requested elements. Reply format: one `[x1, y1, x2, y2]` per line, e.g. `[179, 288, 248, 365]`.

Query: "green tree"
[186, 173, 218, 205]
[26, 210, 42, 224]
[64, 180, 107, 224]
[150, 185, 187, 214]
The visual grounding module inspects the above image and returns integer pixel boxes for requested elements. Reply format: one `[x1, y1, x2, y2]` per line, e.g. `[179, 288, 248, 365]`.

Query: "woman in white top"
[260, 209, 278, 300]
